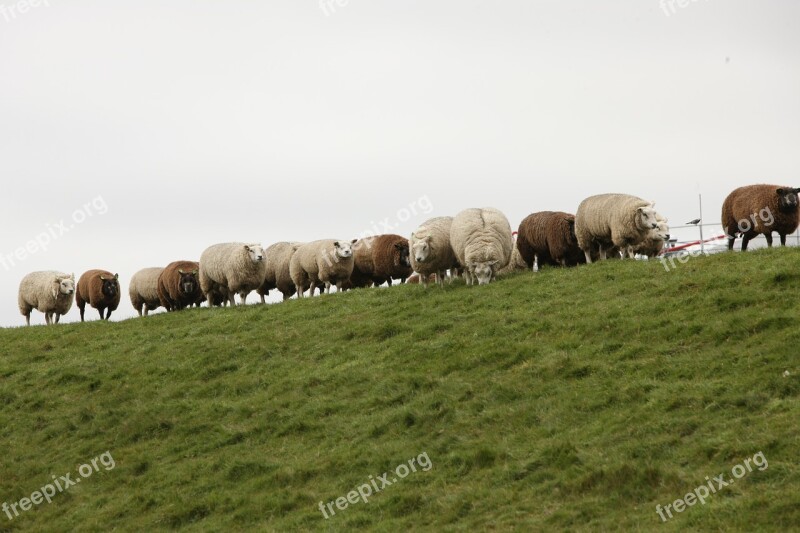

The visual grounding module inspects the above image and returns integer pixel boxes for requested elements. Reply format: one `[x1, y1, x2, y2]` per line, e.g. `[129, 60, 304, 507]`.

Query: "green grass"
[1, 248, 799, 532]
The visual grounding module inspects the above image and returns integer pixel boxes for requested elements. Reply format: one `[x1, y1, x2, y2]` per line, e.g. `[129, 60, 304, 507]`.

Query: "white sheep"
[18, 271, 75, 326]
[630, 219, 671, 259]
[409, 216, 457, 288]
[199, 243, 267, 306]
[129, 267, 164, 317]
[289, 239, 357, 297]
[497, 233, 528, 276]
[450, 208, 514, 285]
[259, 242, 302, 302]
[575, 194, 662, 263]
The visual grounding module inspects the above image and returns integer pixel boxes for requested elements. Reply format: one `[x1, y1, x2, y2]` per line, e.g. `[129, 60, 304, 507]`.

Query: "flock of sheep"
[16, 184, 800, 326]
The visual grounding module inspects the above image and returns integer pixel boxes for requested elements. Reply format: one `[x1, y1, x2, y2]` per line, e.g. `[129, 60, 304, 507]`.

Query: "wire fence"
[665, 222, 800, 255]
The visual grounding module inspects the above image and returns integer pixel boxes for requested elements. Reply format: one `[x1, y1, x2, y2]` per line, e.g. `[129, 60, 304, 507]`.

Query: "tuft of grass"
[0, 247, 799, 531]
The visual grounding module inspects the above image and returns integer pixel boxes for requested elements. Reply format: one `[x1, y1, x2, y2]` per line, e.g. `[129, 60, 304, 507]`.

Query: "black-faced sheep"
[290, 239, 357, 297]
[516, 211, 586, 269]
[575, 194, 662, 262]
[351, 234, 412, 288]
[129, 267, 164, 317]
[199, 243, 266, 306]
[722, 184, 800, 250]
[409, 217, 458, 288]
[75, 270, 120, 321]
[158, 261, 202, 311]
[450, 207, 514, 285]
[18, 271, 75, 326]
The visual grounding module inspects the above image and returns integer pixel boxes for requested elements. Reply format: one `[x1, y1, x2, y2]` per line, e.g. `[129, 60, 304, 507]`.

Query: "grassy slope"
[0, 248, 798, 532]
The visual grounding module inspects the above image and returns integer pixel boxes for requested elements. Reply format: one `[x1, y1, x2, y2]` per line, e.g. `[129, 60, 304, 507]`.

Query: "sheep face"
[99, 274, 119, 299]
[245, 245, 265, 262]
[637, 205, 660, 230]
[57, 276, 75, 296]
[177, 269, 200, 295]
[333, 240, 357, 259]
[776, 188, 800, 213]
[651, 221, 670, 241]
[470, 261, 498, 285]
[395, 242, 411, 267]
[412, 236, 432, 263]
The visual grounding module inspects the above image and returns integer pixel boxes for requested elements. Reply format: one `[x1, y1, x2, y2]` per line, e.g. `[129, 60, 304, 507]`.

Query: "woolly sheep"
[129, 267, 164, 317]
[199, 243, 266, 306]
[158, 261, 202, 311]
[497, 234, 528, 276]
[450, 207, 514, 285]
[289, 239, 357, 297]
[18, 271, 75, 326]
[76, 269, 120, 321]
[258, 242, 302, 302]
[630, 220, 671, 258]
[722, 184, 800, 250]
[351, 234, 412, 288]
[575, 194, 661, 262]
[517, 211, 586, 269]
[409, 217, 458, 288]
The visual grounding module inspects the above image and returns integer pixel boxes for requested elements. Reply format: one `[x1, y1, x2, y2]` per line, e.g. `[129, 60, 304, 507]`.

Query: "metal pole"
[699, 194, 705, 254]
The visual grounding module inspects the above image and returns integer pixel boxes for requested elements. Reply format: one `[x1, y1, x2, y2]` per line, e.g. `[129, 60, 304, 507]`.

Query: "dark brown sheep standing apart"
[350, 234, 412, 287]
[722, 184, 800, 250]
[158, 261, 202, 311]
[76, 269, 120, 321]
[516, 211, 586, 269]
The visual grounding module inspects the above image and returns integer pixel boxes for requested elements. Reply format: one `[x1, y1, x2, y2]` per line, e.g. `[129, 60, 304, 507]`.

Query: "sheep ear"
[178, 269, 185, 274]
[334, 241, 340, 248]
[114, 273, 119, 280]
[99, 275, 106, 281]
[192, 269, 199, 275]
[351, 239, 358, 244]
[70, 273, 74, 280]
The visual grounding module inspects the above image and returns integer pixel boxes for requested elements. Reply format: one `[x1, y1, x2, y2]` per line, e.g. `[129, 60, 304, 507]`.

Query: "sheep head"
[636, 204, 660, 230]
[333, 239, 357, 259]
[776, 188, 800, 212]
[411, 235, 432, 263]
[244, 244, 265, 262]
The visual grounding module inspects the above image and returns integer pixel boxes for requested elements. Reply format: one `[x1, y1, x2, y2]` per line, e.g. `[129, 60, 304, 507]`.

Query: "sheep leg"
[764, 233, 773, 247]
[780, 233, 787, 246]
[45, 312, 52, 325]
[240, 291, 248, 305]
[55, 313, 61, 324]
[741, 234, 752, 251]
[325, 281, 333, 294]
[24, 313, 30, 326]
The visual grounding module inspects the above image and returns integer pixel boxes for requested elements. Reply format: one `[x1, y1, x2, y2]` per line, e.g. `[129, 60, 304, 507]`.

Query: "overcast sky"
[1, 0, 799, 327]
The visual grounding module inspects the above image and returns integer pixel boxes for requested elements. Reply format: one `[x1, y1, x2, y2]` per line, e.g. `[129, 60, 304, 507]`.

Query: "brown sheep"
[351, 234, 412, 288]
[158, 261, 203, 311]
[75, 269, 120, 321]
[516, 211, 586, 268]
[722, 184, 800, 250]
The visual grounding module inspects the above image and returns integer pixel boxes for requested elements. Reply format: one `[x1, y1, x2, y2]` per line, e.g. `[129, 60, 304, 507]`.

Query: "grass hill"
[1, 248, 798, 532]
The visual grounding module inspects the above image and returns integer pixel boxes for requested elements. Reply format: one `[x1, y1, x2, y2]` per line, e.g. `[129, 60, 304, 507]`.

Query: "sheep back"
[129, 268, 164, 315]
[517, 211, 585, 268]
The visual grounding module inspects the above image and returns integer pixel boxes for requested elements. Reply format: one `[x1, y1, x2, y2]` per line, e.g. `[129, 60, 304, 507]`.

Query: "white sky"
[1, 0, 799, 326]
